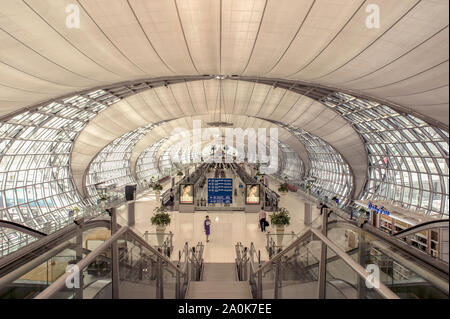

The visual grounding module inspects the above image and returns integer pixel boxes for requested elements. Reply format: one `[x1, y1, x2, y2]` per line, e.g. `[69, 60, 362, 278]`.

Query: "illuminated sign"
[368, 202, 390, 216]
[179, 184, 194, 204]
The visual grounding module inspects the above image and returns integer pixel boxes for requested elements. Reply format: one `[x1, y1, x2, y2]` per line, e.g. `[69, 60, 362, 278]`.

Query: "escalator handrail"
[35, 226, 129, 299]
[253, 226, 399, 299]
[393, 219, 449, 238]
[124, 227, 185, 275]
[0, 219, 110, 271]
[0, 220, 47, 238]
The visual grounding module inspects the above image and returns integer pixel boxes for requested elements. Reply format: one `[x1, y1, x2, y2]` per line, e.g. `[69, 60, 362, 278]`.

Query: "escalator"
[247, 211, 449, 299]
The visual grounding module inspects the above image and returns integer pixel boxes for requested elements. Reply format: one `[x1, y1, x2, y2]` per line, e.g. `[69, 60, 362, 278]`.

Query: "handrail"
[35, 226, 129, 299]
[125, 228, 183, 275]
[394, 219, 449, 238]
[0, 220, 47, 238]
[310, 228, 399, 299]
[252, 226, 399, 299]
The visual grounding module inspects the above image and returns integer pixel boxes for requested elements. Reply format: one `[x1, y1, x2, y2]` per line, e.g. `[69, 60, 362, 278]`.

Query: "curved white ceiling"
[0, 0, 448, 127]
[71, 79, 366, 198]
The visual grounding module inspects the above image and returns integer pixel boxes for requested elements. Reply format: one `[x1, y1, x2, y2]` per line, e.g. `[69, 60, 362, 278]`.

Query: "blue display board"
[208, 178, 233, 204]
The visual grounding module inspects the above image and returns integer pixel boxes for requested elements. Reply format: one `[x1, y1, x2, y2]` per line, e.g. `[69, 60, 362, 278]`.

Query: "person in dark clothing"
[169, 188, 174, 208]
[259, 207, 267, 232]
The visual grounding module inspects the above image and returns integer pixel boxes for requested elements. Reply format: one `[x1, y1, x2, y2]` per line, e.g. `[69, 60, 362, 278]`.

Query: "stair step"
[186, 281, 252, 299]
[202, 263, 236, 281]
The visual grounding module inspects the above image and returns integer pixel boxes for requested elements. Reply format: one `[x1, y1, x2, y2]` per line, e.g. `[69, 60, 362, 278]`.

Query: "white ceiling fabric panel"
[0, 0, 447, 127]
[174, 0, 221, 74]
[287, 0, 419, 80]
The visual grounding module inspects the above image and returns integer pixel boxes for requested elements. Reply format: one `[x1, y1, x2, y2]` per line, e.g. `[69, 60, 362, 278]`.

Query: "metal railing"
[34, 226, 188, 299]
[250, 211, 400, 299]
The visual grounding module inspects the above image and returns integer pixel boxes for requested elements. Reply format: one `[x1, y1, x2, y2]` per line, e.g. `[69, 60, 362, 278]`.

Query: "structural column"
[74, 221, 83, 299]
[304, 202, 312, 226]
[128, 201, 135, 227]
[110, 207, 120, 299]
[317, 208, 329, 299]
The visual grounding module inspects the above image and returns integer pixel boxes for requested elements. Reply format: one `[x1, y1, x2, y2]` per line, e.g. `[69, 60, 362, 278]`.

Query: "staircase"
[185, 263, 252, 299]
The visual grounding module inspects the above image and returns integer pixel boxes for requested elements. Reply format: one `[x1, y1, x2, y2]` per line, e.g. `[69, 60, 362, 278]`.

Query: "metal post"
[304, 202, 312, 226]
[74, 223, 83, 299]
[110, 207, 120, 299]
[274, 260, 281, 299]
[257, 270, 263, 299]
[317, 208, 329, 299]
[357, 231, 368, 299]
[158, 257, 164, 299]
[176, 270, 181, 299]
[128, 201, 135, 227]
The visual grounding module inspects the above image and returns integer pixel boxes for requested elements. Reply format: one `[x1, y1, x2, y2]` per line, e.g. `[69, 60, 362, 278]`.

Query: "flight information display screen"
[208, 178, 233, 204]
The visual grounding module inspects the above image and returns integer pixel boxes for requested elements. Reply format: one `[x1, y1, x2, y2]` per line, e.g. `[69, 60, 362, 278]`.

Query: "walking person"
[169, 188, 174, 210]
[259, 206, 267, 232]
[204, 215, 211, 243]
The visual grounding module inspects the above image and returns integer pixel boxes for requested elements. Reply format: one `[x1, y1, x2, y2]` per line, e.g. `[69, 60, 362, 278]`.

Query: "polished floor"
[117, 176, 321, 263]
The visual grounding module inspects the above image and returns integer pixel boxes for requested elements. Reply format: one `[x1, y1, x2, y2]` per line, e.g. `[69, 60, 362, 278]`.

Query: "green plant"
[152, 182, 163, 191]
[270, 208, 291, 226]
[177, 171, 183, 176]
[278, 184, 289, 193]
[73, 206, 80, 212]
[151, 207, 171, 227]
[358, 207, 367, 214]
[100, 194, 107, 201]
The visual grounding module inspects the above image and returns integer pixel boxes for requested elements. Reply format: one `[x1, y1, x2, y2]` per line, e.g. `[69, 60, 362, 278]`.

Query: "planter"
[275, 225, 285, 233]
[279, 191, 288, 196]
[275, 225, 285, 246]
[156, 226, 166, 246]
[155, 190, 160, 203]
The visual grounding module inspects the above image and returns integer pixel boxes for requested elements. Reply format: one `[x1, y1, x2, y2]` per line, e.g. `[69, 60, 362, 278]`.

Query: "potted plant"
[152, 181, 163, 203]
[151, 206, 171, 231]
[278, 183, 289, 195]
[270, 207, 291, 233]
[177, 171, 184, 176]
[151, 206, 171, 246]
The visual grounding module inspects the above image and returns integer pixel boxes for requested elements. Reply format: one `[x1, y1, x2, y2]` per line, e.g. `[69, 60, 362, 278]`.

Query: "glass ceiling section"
[85, 123, 163, 202]
[0, 90, 119, 228]
[269, 121, 353, 203]
[278, 142, 304, 182]
[321, 93, 449, 217]
[135, 138, 167, 185]
[0, 90, 119, 256]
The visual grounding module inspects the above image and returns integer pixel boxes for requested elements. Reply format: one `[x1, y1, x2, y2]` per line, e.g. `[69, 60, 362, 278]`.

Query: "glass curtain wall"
[85, 124, 161, 202]
[321, 93, 449, 217]
[0, 90, 119, 254]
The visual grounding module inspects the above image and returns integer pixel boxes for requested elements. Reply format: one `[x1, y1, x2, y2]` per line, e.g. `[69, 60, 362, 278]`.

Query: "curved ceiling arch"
[128, 115, 310, 180]
[0, 0, 447, 128]
[71, 79, 367, 197]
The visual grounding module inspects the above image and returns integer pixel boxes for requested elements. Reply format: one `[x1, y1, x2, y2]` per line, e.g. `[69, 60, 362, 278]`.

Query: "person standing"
[204, 215, 211, 242]
[259, 207, 267, 232]
[169, 188, 174, 209]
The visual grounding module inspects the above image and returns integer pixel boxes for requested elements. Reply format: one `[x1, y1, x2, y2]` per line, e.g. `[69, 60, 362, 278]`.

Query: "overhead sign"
[208, 179, 233, 204]
[368, 202, 390, 216]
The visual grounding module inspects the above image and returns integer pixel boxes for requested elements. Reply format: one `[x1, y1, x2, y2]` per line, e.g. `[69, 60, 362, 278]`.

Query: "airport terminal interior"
[0, 0, 448, 301]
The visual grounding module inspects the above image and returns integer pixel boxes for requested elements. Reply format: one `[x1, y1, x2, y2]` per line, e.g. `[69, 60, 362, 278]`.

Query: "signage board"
[208, 178, 233, 204]
[246, 184, 260, 205]
[180, 184, 194, 204]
